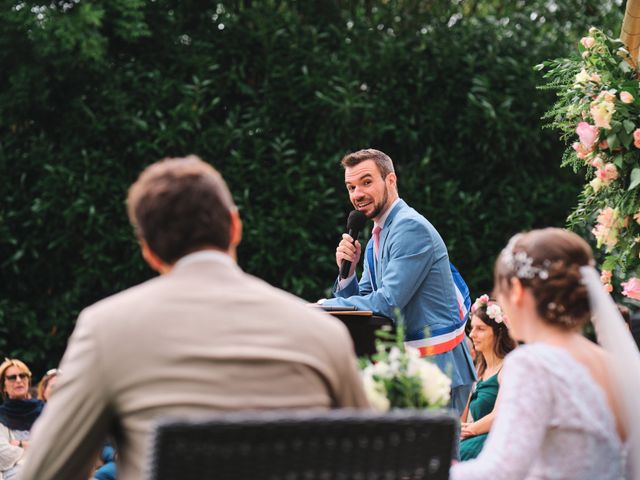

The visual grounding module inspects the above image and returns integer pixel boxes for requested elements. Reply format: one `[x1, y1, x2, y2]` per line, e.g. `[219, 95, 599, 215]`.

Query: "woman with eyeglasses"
[36, 369, 59, 402]
[0, 359, 44, 480]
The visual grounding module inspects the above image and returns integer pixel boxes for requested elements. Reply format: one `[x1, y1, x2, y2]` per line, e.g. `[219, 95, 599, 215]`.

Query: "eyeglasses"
[5, 373, 30, 382]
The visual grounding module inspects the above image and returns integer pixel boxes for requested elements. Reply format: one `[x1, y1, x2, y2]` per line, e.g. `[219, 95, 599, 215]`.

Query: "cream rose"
[620, 91, 635, 104]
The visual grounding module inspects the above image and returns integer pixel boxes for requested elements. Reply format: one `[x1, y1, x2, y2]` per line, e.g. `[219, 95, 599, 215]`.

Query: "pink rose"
[592, 208, 620, 250]
[599, 140, 609, 150]
[605, 284, 613, 293]
[597, 207, 617, 228]
[622, 277, 640, 300]
[592, 223, 619, 248]
[471, 294, 490, 314]
[576, 122, 599, 150]
[572, 142, 590, 160]
[604, 163, 618, 180]
[596, 163, 618, 183]
[590, 156, 604, 168]
[580, 36, 595, 49]
[634, 129, 640, 148]
[620, 91, 635, 104]
[600, 270, 612, 284]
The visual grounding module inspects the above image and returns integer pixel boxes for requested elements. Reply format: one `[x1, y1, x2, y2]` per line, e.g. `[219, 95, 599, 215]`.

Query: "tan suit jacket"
[21, 254, 369, 480]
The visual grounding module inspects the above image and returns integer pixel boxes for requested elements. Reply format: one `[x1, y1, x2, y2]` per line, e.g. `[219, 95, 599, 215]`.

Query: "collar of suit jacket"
[173, 250, 235, 270]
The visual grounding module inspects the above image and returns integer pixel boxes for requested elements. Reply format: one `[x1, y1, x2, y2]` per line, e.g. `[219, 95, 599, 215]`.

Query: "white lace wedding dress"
[450, 343, 626, 480]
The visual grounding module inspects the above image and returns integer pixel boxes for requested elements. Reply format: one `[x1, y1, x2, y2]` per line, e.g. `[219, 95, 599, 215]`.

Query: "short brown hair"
[127, 156, 236, 264]
[341, 149, 395, 178]
[494, 228, 594, 330]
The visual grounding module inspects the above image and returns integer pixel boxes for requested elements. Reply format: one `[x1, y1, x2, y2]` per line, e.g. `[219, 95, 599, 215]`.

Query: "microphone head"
[346, 209, 367, 231]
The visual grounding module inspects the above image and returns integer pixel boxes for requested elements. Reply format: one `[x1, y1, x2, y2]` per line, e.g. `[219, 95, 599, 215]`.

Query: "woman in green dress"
[459, 295, 515, 461]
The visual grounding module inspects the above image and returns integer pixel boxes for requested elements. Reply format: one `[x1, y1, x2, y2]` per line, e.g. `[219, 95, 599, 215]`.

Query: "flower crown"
[471, 295, 505, 324]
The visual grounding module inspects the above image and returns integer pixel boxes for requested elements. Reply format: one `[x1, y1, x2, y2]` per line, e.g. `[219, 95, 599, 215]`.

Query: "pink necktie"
[372, 225, 382, 260]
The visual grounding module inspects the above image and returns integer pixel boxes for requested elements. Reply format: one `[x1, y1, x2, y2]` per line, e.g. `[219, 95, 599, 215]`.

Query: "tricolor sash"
[409, 263, 469, 356]
[451, 262, 471, 323]
[367, 238, 469, 357]
[404, 318, 467, 356]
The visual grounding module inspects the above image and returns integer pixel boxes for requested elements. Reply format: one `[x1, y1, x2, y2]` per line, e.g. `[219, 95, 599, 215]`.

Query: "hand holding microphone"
[336, 210, 367, 279]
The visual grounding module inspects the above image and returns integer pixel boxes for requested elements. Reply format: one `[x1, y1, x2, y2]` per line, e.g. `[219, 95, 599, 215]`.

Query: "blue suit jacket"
[323, 199, 476, 388]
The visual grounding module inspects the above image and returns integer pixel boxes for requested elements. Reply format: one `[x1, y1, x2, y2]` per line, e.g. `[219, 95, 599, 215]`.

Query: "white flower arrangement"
[360, 325, 451, 411]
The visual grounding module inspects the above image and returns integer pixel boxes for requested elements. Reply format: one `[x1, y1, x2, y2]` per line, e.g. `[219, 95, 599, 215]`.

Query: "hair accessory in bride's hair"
[501, 234, 549, 280]
[471, 295, 505, 323]
[545, 301, 573, 326]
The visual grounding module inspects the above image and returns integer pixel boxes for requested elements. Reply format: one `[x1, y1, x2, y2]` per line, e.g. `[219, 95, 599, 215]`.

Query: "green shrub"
[0, 0, 623, 374]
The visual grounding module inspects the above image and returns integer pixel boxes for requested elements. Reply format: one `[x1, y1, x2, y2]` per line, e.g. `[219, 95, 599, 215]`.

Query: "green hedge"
[0, 1, 623, 373]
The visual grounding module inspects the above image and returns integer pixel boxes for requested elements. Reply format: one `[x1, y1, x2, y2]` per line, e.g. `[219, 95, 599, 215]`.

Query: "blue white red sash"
[407, 267, 469, 356]
[404, 318, 467, 356]
[367, 240, 469, 356]
[451, 262, 470, 323]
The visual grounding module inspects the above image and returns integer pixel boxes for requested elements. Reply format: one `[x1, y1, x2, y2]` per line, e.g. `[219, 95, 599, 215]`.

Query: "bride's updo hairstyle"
[494, 228, 594, 329]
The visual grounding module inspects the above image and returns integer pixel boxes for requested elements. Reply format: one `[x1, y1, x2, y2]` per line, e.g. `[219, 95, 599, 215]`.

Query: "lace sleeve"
[450, 348, 553, 480]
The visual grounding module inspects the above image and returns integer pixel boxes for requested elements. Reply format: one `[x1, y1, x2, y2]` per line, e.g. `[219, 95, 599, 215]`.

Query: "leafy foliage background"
[0, 0, 624, 374]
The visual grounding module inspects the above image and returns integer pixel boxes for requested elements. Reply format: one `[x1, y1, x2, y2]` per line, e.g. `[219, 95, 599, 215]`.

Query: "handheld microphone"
[339, 209, 367, 279]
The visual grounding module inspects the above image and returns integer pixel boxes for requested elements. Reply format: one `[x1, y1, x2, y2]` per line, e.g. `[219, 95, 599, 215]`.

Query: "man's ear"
[229, 209, 242, 249]
[386, 172, 397, 190]
[141, 241, 171, 274]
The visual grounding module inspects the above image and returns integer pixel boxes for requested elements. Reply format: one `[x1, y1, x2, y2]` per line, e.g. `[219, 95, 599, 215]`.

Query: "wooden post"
[621, 0, 640, 63]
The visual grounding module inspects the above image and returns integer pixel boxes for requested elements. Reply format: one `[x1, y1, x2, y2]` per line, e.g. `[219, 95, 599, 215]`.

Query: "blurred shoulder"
[239, 274, 357, 356]
[503, 344, 549, 370]
[504, 343, 588, 375]
[78, 275, 166, 320]
[243, 273, 351, 329]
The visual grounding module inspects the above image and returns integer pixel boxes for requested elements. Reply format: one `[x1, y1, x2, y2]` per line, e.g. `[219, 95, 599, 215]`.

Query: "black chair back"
[147, 409, 456, 480]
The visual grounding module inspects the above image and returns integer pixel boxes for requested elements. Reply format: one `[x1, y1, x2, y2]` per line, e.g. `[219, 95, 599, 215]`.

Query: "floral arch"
[540, 0, 640, 301]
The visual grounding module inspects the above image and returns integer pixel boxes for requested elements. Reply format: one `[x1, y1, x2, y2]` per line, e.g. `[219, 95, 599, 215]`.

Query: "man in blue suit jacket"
[322, 149, 476, 415]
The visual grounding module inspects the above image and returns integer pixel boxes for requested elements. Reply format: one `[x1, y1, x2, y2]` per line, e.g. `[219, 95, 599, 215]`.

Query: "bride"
[450, 228, 640, 479]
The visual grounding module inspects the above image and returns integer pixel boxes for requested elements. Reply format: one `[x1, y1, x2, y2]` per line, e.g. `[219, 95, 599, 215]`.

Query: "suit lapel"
[374, 200, 406, 289]
[378, 200, 405, 263]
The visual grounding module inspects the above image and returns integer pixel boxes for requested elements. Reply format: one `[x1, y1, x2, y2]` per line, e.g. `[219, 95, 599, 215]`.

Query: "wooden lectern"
[323, 309, 394, 357]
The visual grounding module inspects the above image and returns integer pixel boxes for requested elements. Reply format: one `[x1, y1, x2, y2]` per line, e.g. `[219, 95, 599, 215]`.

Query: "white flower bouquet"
[360, 325, 451, 411]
